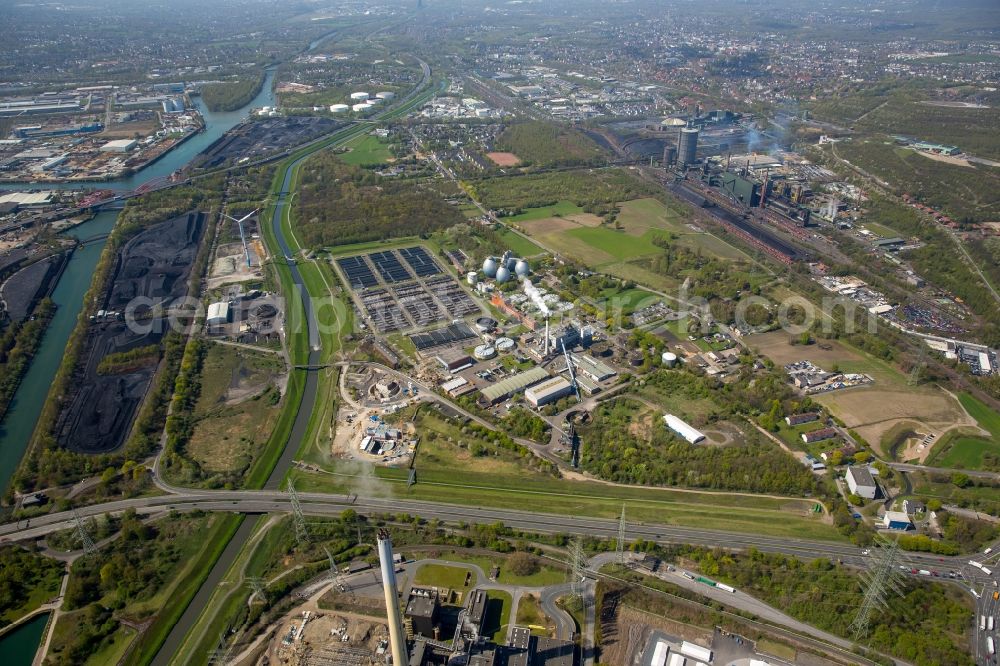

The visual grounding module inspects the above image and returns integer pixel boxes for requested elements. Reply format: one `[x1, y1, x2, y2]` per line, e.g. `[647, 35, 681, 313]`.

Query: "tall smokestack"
[544, 318, 550, 356]
[377, 530, 408, 666]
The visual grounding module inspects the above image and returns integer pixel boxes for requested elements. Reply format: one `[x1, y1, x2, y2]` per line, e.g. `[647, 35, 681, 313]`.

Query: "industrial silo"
[677, 127, 699, 167]
[482, 256, 498, 278]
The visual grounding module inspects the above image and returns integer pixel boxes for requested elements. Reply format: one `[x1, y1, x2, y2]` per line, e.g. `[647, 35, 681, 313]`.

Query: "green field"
[929, 393, 1000, 469]
[498, 228, 545, 257]
[413, 563, 477, 590]
[339, 134, 393, 166]
[438, 553, 567, 587]
[483, 590, 513, 643]
[505, 201, 585, 222]
[564, 226, 665, 261]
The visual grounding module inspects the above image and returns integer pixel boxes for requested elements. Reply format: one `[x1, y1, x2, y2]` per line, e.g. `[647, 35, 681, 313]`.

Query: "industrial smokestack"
[544, 318, 550, 357]
[377, 530, 408, 666]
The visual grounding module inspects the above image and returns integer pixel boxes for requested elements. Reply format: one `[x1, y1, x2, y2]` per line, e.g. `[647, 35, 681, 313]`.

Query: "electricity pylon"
[849, 535, 906, 640]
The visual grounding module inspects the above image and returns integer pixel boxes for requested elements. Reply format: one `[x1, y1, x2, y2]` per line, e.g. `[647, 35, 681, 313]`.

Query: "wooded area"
[495, 121, 605, 167]
[295, 152, 463, 247]
[200, 72, 265, 112]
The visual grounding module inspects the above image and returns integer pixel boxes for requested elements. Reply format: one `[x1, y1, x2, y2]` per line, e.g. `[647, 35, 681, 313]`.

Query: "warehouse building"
[480, 366, 548, 405]
[405, 588, 439, 638]
[441, 376, 475, 398]
[436, 349, 474, 373]
[846, 466, 879, 500]
[525, 376, 573, 407]
[207, 301, 230, 326]
[100, 139, 138, 153]
[574, 355, 616, 382]
[663, 414, 705, 444]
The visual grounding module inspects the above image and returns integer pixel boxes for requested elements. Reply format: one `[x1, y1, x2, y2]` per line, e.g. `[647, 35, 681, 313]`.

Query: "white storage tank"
[495, 337, 515, 352]
[467, 271, 478, 285]
[352, 103, 374, 113]
[661, 351, 678, 367]
[350, 91, 370, 101]
[329, 104, 349, 113]
[376, 91, 396, 101]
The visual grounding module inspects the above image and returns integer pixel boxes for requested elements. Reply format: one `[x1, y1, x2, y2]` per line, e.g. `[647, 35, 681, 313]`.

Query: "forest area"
[295, 152, 463, 247]
[467, 169, 658, 214]
[495, 121, 606, 167]
[199, 71, 265, 112]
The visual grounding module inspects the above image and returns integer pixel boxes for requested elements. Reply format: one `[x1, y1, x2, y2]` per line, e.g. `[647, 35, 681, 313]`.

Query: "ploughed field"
[54, 212, 205, 454]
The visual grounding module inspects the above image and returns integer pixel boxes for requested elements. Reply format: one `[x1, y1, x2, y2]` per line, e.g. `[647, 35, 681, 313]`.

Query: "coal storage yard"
[54, 211, 205, 454]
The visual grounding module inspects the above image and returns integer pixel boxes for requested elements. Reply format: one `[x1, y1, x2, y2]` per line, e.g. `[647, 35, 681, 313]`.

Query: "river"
[0, 70, 277, 493]
[0, 613, 50, 666]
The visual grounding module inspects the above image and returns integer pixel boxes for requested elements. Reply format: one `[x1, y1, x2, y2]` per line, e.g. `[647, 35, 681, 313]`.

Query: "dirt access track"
[54, 211, 205, 454]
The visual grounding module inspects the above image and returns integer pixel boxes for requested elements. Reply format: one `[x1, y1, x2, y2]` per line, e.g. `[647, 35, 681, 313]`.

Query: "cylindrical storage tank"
[514, 259, 530, 278]
[495, 266, 511, 283]
[376, 91, 396, 101]
[329, 104, 349, 113]
[495, 337, 515, 352]
[661, 351, 678, 367]
[474, 344, 496, 360]
[352, 102, 373, 113]
[629, 353, 644, 367]
[482, 256, 498, 278]
[475, 316, 497, 332]
[467, 271, 478, 285]
[590, 341, 611, 357]
[350, 91, 370, 101]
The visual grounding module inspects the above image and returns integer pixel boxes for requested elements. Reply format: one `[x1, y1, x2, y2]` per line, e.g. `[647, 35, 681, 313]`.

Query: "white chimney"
[377, 530, 408, 666]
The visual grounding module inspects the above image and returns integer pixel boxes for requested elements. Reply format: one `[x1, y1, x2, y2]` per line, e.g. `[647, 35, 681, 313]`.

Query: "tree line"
[200, 71, 265, 112]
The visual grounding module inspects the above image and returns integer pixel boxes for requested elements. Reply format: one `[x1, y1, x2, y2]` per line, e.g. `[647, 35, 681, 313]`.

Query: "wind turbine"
[221, 209, 258, 268]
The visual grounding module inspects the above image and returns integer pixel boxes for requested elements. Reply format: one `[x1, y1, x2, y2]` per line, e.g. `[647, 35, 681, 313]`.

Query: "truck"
[982, 566, 993, 576]
[981, 615, 988, 632]
[695, 576, 717, 587]
[970, 560, 984, 569]
[717, 583, 736, 593]
[988, 636, 995, 656]
[918, 569, 931, 576]
[989, 616, 995, 632]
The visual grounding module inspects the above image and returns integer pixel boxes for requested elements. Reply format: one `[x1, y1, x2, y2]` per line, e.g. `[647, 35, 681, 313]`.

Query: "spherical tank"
[514, 259, 530, 277]
[506, 256, 517, 271]
[495, 266, 511, 283]
[482, 257, 498, 278]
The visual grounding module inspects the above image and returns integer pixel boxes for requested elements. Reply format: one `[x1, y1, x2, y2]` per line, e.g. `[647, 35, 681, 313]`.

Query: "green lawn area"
[616, 197, 688, 235]
[413, 563, 477, 590]
[483, 590, 512, 643]
[438, 553, 567, 587]
[505, 202, 584, 222]
[515, 594, 550, 635]
[601, 287, 663, 314]
[339, 134, 392, 166]
[563, 226, 664, 262]
[929, 393, 1000, 469]
[498, 228, 545, 257]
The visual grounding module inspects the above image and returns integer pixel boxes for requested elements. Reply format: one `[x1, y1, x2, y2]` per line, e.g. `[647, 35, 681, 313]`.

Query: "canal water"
[0, 613, 50, 665]
[0, 70, 277, 492]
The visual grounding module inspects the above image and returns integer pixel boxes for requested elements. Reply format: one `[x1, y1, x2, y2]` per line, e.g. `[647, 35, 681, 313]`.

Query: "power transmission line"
[247, 577, 268, 604]
[616, 504, 627, 566]
[569, 537, 586, 597]
[287, 478, 309, 544]
[73, 510, 96, 555]
[849, 535, 906, 640]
